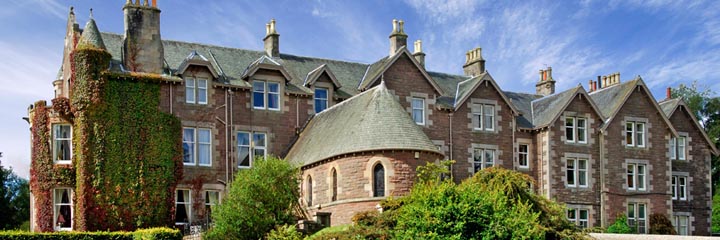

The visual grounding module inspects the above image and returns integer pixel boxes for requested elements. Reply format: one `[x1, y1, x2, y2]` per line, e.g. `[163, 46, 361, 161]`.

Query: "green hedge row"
[0, 227, 181, 240]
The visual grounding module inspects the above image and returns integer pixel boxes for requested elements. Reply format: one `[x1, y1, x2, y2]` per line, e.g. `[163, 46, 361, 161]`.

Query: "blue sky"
[1, 0, 718, 178]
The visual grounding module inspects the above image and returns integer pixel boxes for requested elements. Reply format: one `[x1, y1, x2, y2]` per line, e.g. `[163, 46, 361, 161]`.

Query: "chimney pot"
[588, 80, 593, 92]
[666, 87, 672, 99]
[152, 0, 157, 7]
[414, 40, 422, 53]
[143, 0, 149, 6]
[399, 20, 405, 33]
[392, 19, 398, 33]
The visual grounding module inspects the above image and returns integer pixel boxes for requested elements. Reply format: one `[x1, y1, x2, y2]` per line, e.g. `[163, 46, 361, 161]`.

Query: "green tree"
[1, 160, 30, 230]
[204, 156, 302, 240]
[606, 214, 633, 234]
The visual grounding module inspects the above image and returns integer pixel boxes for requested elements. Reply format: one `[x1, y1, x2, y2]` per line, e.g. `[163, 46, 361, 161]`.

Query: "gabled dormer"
[453, 73, 518, 116]
[304, 64, 341, 89]
[177, 51, 219, 105]
[358, 47, 445, 96]
[176, 50, 219, 79]
[242, 55, 293, 111]
[304, 64, 342, 113]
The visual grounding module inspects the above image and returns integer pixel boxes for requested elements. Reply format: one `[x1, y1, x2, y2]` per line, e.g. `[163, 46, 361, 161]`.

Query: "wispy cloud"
[0, 41, 57, 98]
[2, 0, 66, 20]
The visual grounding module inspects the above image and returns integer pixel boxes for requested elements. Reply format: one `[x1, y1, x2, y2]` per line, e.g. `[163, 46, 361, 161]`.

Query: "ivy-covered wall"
[30, 46, 183, 232]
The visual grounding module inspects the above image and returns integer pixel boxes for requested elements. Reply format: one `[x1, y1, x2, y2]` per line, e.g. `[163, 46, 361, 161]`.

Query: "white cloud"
[0, 41, 57, 99]
[643, 49, 720, 90]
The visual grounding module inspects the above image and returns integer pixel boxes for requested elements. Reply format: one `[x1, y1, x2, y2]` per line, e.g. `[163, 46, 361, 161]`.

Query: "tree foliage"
[649, 213, 676, 235]
[204, 156, 301, 240]
[606, 214, 633, 234]
[1, 161, 30, 230]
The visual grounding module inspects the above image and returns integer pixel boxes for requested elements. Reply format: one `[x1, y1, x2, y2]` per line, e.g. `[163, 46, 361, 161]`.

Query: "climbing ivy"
[30, 45, 182, 232]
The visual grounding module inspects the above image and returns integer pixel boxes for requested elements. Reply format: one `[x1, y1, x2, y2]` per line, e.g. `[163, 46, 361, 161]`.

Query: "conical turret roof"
[77, 11, 106, 50]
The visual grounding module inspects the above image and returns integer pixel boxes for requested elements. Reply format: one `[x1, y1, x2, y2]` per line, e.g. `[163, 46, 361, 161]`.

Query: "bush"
[0, 227, 181, 240]
[649, 213, 676, 235]
[607, 214, 634, 234]
[203, 156, 301, 240]
[265, 224, 304, 240]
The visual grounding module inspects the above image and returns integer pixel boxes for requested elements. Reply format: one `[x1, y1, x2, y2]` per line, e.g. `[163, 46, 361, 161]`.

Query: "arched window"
[373, 164, 385, 197]
[331, 168, 338, 201]
[306, 175, 313, 206]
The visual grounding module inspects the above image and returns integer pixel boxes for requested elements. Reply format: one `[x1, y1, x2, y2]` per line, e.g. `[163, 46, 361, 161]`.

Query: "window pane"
[413, 109, 424, 124]
[679, 177, 686, 199]
[185, 79, 195, 103]
[199, 143, 211, 165]
[373, 164, 385, 197]
[678, 137, 686, 160]
[627, 164, 635, 189]
[519, 144, 528, 167]
[238, 146, 250, 167]
[253, 133, 266, 147]
[567, 209, 576, 220]
[484, 105, 494, 130]
[484, 150, 494, 168]
[636, 123, 645, 146]
[315, 99, 327, 113]
[315, 88, 328, 99]
[237, 132, 250, 146]
[268, 93, 280, 109]
[473, 149, 483, 173]
[670, 138, 677, 160]
[566, 117, 575, 142]
[197, 80, 207, 104]
[183, 128, 195, 164]
[578, 159, 587, 186]
[637, 165, 645, 189]
[627, 204, 635, 218]
[626, 122, 634, 146]
[198, 129, 211, 143]
[566, 159, 575, 185]
[411, 98, 423, 109]
[54, 189, 72, 229]
[268, 82, 279, 93]
[672, 176, 677, 199]
[253, 149, 265, 160]
[253, 82, 265, 108]
[175, 190, 190, 224]
[577, 118, 586, 142]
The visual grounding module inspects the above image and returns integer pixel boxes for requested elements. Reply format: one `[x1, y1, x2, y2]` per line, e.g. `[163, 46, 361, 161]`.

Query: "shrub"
[0, 227, 181, 240]
[607, 214, 634, 234]
[266, 224, 304, 240]
[649, 213, 676, 235]
[203, 156, 301, 240]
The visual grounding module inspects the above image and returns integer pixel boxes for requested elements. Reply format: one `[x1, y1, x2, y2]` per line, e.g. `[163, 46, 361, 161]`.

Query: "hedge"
[0, 227, 181, 240]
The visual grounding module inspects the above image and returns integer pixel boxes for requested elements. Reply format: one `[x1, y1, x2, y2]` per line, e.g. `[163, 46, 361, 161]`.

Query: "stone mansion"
[28, 1, 718, 236]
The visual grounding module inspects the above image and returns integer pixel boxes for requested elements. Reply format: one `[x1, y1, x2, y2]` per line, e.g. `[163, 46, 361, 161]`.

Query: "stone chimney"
[389, 19, 407, 55]
[412, 40, 425, 68]
[122, 0, 164, 74]
[600, 72, 621, 88]
[535, 67, 556, 96]
[588, 80, 594, 93]
[462, 47, 485, 77]
[264, 19, 280, 58]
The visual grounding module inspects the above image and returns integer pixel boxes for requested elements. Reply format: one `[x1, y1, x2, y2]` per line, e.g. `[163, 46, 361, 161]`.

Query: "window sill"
[54, 161, 72, 165]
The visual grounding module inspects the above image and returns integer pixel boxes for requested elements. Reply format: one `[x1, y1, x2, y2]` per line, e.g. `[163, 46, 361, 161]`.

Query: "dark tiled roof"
[77, 18, 105, 50]
[659, 98, 680, 116]
[503, 91, 542, 129]
[589, 78, 641, 120]
[285, 82, 441, 166]
[531, 86, 582, 128]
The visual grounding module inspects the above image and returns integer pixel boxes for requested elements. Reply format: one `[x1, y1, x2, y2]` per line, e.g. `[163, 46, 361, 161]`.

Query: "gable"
[669, 103, 719, 155]
[605, 84, 677, 136]
[453, 74, 518, 116]
[359, 49, 444, 95]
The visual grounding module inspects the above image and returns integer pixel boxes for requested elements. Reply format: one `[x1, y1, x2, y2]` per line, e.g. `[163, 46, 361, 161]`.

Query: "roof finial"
[89, 8, 93, 19]
[70, 6, 74, 14]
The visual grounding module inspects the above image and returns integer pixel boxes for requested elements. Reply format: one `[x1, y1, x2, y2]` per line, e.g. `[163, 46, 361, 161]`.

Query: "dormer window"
[253, 81, 280, 111]
[315, 88, 328, 113]
[185, 78, 208, 104]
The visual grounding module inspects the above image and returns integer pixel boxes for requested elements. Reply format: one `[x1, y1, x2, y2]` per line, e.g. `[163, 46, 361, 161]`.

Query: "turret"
[122, 0, 164, 74]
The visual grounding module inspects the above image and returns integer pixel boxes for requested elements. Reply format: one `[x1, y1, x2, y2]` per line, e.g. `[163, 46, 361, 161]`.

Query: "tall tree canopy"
[1, 159, 31, 230]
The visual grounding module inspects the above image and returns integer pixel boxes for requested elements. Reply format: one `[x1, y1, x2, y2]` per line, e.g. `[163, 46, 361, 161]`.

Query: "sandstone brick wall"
[601, 88, 672, 228]
[546, 95, 603, 227]
[301, 151, 442, 225]
[667, 106, 713, 235]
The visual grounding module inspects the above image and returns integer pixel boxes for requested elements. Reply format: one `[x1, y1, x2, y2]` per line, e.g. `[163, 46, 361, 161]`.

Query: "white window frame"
[314, 87, 329, 113]
[185, 78, 208, 105]
[175, 189, 192, 225]
[672, 176, 687, 201]
[566, 158, 588, 188]
[518, 144, 529, 169]
[565, 117, 587, 144]
[627, 203, 647, 234]
[674, 215, 689, 235]
[53, 188, 73, 231]
[411, 97, 425, 125]
[627, 163, 647, 191]
[472, 104, 495, 131]
[626, 121, 646, 147]
[567, 208, 589, 228]
[237, 131, 267, 168]
[252, 81, 280, 111]
[53, 124, 72, 164]
[183, 127, 212, 166]
[671, 136, 687, 160]
[472, 148, 495, 173]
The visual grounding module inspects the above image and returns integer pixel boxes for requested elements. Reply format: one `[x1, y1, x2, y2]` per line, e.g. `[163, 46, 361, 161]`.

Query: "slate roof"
[77, 18, 105, 50]
[588, 78, 641, 120]
[503, 91, 542, 129]
[659, 98, 681, 116]
[531, 85, 582, 128]
[659, 98, 720, 155]
[285, 82, 442, 167]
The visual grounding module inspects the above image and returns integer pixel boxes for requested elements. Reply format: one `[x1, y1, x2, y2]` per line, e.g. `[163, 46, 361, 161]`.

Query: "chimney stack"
[600, 72, 621, 88]
[462, 47, 485, 77]
[666, 87, 672, 100]
[389, 19, 408, 55]
[535, 66, 556, 96]
[412, 40, 425, 68]
[122, 0, 164, 74]
[263, 19, 280, 58]
[588, 80, 594, 92]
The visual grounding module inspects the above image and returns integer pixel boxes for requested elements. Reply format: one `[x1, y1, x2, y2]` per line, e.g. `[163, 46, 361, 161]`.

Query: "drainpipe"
[512, 117, 516, 169]
[169, 84, 173, 114]
[448, 112, 453, 178]
[599, 130, 606, 228]
[225, 89, 229, 185]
